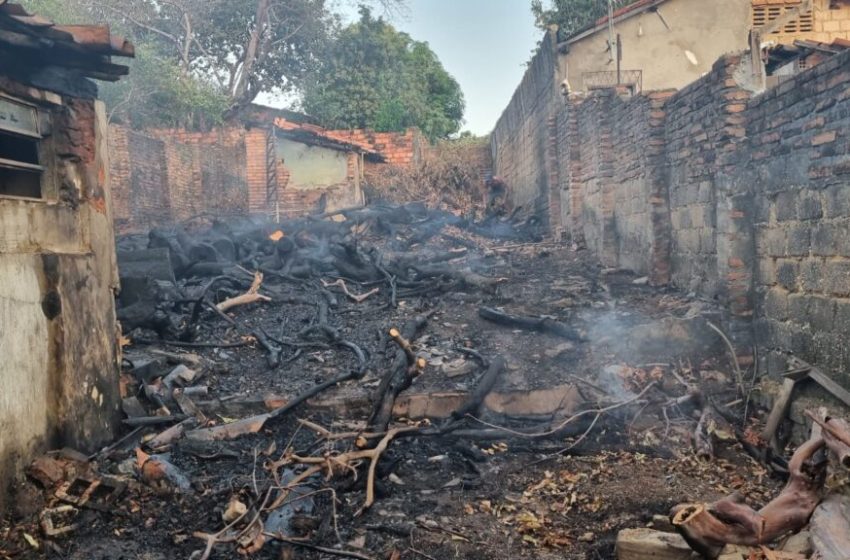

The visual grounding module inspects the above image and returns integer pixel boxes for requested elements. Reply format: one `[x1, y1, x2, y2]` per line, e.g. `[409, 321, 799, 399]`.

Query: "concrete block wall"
[492, 46, 850, 387]
[490, 29, 561, 227]
[747, 50, 850, 378]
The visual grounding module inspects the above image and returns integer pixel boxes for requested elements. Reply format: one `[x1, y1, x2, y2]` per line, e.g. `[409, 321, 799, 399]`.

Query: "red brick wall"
[108, 126, 257, 233]
[245, 127, 276, 216]
[324, 128, 426, 166]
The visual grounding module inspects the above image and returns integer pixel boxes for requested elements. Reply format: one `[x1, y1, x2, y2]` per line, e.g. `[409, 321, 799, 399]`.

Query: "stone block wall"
[747, 51, 850, 377]
[492, 45, 850, 387]
[663, 57, 751, 296]
[490, 29, 561, 226]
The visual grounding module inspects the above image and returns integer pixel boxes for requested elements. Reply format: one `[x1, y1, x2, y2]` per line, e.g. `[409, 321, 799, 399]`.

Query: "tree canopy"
[301, 7, 464, 140]
[21, 0, 405, 129]
[531, 0, 626, 39]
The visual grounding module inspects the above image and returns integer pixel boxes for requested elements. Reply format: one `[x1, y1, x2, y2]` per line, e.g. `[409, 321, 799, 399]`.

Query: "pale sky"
[261, 1, 542, 136]
[386, 1, 542, 136]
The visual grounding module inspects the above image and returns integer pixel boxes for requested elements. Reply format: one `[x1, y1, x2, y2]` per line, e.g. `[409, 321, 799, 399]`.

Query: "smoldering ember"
[4, 2, 850, 560]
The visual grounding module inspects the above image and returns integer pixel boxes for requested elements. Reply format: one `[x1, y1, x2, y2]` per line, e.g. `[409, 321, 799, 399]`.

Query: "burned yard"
[4, 0, 850, 559]
[3, 202, 844, 560]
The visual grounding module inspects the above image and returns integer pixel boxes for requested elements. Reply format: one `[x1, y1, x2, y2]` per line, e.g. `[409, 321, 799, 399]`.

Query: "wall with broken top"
[493, 43, 850, 389]
[108, 126, 255, 234]
[107, 124, 428, 231]
[0, 80, 122, 512]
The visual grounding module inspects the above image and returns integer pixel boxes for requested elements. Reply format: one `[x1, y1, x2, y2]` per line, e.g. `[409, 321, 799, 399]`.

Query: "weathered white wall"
[564, 0, 750, 92]
[0, 88, 120, 512]
[0, 256, 51, 484]
[278, 138, 349, 187]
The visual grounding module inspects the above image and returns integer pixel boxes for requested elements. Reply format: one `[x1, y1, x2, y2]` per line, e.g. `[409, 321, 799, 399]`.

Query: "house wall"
[757, 0, 850, 44]
[276, 148, 364, 217]
[0, 79, 120, 512]
[277, 138, 349, 186]
[563, 0, 750, 92]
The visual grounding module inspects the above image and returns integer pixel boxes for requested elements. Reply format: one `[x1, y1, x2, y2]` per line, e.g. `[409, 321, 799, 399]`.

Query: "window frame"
[0, 93, 54, 202]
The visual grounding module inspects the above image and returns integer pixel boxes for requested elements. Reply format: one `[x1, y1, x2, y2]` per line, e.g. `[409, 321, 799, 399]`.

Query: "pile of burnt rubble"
[2, 201, 850, 560]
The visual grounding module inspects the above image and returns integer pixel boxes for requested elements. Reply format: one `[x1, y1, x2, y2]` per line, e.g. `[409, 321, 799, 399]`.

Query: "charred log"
[670, 434, 828, 557]
[478, 306, 583, 341]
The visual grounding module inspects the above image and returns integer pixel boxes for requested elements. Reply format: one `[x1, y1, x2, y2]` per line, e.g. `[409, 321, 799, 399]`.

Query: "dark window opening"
[0, 131, 43, 199]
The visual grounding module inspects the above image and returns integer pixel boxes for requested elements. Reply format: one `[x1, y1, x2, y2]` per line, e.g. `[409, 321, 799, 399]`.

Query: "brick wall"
[109, 126, 273, 233]
[490, 29, 561, 227]
[326, 128, 426, 167]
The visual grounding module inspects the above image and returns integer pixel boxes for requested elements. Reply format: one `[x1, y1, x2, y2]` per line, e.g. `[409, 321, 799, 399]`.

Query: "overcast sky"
[384, 1, 542, 136]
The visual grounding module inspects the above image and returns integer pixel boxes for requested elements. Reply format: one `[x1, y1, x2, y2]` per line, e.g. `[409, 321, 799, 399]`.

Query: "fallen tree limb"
[479, 306, 583, 341]
[451, 355, 506, 420]
[670, 430, 828, 558]
[367, 312, 433, 432]
[806, 411, 850, 468]
[252, 329, 282, 369]
[266, 341, 368, 424]
[216, 271, 272, 312]
[275, 426, 419, 516]
[321, 278, 380, 303]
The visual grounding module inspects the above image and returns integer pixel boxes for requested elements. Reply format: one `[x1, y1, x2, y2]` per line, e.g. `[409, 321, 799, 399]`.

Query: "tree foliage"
[531, 0, 627, 38]
[20, 0, 406, 129]
[302, 7, 464, 140]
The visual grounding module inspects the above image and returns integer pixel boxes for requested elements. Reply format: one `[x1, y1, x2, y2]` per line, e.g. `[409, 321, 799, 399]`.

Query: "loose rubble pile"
[1, 202, 849, 560]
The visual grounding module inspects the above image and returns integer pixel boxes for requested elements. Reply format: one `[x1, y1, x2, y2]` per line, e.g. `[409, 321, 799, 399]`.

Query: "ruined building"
[108, 105, 429, 233]
[0, 4, 133, 508]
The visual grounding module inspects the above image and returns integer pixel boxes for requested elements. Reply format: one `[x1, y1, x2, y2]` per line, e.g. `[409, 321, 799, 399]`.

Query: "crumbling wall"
[108, 126, 252, 233]
[0, 83, 120, 511]
[490, 29, 561, 226]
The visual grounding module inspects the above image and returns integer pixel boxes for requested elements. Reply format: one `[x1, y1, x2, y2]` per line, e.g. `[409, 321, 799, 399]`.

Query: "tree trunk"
[230, 0, 271, 110]
[670, 435, 828, 558]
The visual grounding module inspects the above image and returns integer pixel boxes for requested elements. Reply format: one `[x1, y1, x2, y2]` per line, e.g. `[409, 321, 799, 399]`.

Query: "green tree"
[531, 0, 627, 38]
[21, 0, 402, 128]
[302, 7, 464, 140]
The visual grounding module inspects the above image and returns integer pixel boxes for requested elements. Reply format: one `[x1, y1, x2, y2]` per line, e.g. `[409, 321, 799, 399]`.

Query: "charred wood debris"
[3, 201, 850, 560]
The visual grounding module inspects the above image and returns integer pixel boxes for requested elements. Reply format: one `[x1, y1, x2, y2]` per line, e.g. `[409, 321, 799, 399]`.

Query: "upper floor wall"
[563, 0, 751, 93]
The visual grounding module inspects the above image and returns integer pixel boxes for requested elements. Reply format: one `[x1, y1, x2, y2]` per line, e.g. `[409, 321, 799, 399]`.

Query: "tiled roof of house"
[0, 2, 134, 81]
